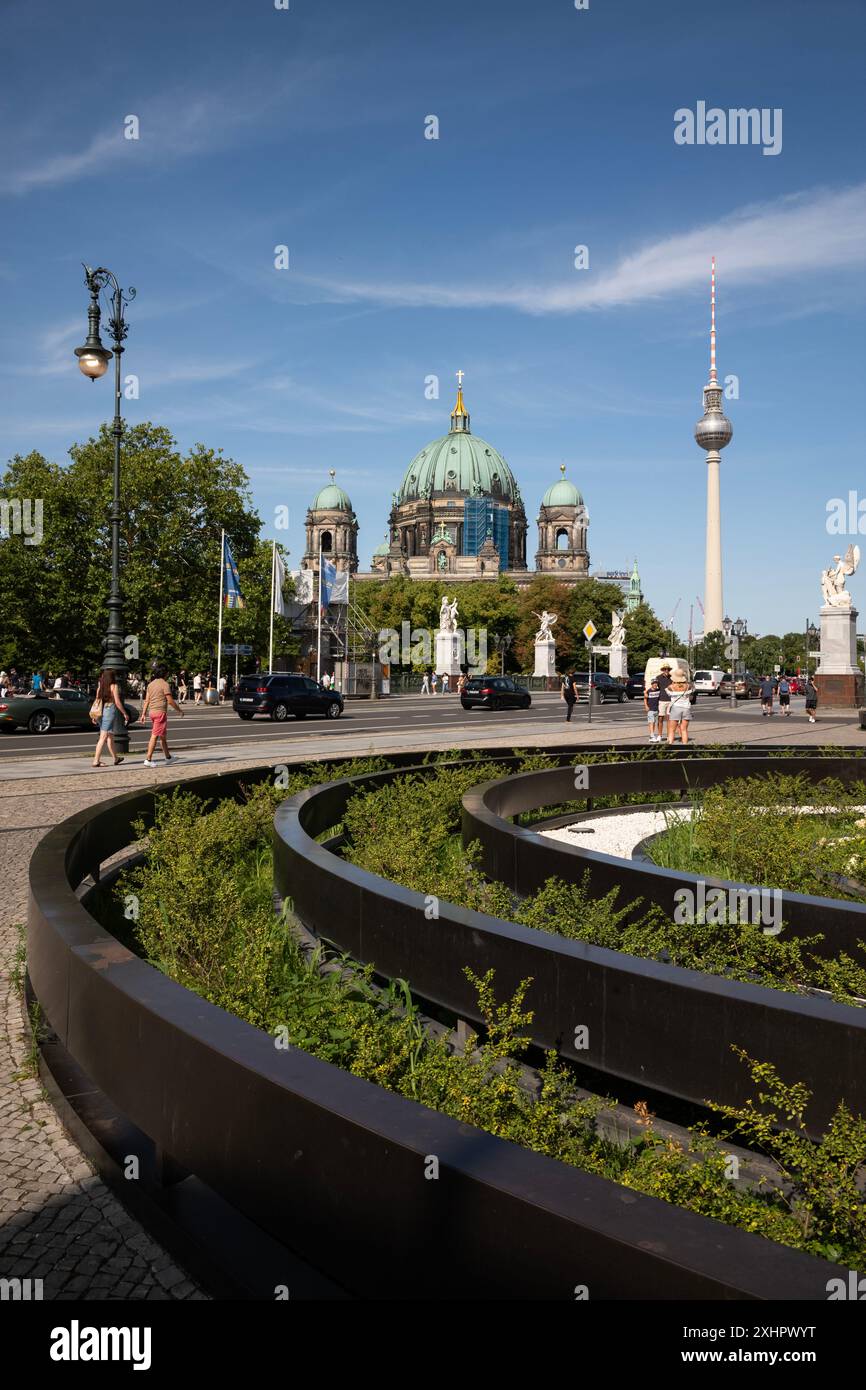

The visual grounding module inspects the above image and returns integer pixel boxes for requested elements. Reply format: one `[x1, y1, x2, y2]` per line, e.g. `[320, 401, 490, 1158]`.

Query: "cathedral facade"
[302, 375, 594, 586]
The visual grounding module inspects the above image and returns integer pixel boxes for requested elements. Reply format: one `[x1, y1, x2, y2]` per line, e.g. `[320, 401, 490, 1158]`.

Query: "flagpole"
[316, 536, 323, 682]
[268, 540, 276, 674]
[216, 528, 225, 695]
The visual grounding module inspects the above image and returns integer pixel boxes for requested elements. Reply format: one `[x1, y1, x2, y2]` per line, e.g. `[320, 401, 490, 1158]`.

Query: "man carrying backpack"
[777, 675, 791, 716]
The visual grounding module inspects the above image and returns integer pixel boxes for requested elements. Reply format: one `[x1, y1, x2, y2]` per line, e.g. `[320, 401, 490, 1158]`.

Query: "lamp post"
[723, 615, 739, 712]
[491, 632, 512, 675]
[805, 620, 819, 681]
[74, 265, 135, 751]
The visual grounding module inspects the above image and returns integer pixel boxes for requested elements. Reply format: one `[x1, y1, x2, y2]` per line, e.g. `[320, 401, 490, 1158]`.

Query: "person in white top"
[421, 672, 430, 694]
[218, 674, 227, 702]
[53, 674, 63, 689]
[322, 672, 332, 690]
[193, 673, 202, 704]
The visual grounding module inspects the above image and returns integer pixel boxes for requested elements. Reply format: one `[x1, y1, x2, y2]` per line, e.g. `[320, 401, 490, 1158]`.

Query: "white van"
[692, 667, 726, 696]
[644, 657, 696, 705]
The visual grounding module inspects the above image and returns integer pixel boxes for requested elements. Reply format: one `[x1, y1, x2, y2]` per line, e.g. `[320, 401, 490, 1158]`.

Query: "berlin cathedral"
[301, 373, 641, 602]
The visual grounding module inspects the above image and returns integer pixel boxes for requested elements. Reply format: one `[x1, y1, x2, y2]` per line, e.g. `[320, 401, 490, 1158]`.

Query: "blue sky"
[1, 0, 864, 638]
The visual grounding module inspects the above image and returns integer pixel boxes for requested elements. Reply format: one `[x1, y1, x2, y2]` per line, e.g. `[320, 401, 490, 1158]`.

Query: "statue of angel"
[448, 596, 459, 630]
[821, 544, 860, 608]
[439, 595, 452, 631]
[609, 610, 626, 647]
[532, 610, 557, 643]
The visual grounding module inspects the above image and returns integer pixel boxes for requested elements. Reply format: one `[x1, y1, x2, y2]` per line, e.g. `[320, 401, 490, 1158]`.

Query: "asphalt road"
[0, 690, 830, 760]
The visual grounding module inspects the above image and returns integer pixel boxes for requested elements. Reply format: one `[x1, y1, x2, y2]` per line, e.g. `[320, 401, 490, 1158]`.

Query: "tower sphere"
[694, 407, 733, 452]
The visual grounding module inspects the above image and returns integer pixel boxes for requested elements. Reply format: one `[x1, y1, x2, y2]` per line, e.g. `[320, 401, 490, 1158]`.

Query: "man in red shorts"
[140, 663, 185, 768]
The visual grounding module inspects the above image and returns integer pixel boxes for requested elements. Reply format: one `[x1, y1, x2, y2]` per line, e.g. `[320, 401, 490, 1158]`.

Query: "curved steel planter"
[276, 756, 866, 1138]
[26, 753, 851, 1299]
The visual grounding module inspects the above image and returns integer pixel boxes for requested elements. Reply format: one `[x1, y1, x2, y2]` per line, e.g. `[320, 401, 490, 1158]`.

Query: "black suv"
[460, 676, 531, 711]
[233, 673, 344, 721]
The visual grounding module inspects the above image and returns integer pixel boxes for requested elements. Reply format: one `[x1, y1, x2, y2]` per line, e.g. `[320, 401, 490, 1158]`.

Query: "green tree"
[693, 629, 727, 670]
[623, 602, 672, 673]
[0, 423, 268, 674]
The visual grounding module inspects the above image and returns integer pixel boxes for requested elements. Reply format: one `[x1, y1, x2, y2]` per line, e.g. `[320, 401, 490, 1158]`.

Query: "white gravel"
[539, 808, 693, 861]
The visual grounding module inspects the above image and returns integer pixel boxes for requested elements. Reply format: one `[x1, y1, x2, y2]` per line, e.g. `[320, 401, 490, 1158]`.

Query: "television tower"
[694, 257, 732, 635]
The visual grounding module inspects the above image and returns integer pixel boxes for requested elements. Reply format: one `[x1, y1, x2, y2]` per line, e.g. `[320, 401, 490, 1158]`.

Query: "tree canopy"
[0, 423, 294, 673]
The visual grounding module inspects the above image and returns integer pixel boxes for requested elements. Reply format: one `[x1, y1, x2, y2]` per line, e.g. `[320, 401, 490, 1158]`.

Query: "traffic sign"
[222, 644, 253, 656]
[582, 620, 597, 642]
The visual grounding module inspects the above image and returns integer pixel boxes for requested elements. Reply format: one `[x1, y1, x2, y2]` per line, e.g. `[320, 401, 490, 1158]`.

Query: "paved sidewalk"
[0, 781, 207, 1301]
[1, 714, 862, 1300]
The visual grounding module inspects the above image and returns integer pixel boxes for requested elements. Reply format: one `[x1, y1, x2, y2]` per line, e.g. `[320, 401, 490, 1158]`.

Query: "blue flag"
[223, 537, 245, 609]
[320, 556, 336, 614]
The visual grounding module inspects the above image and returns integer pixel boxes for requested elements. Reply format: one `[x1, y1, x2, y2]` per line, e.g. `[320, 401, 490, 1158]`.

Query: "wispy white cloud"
[294, 183, 866, 315]
[0, 57, 345, 197]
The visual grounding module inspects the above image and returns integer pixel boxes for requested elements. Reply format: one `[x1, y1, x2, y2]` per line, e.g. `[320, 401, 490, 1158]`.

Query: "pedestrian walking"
[178, 670, 188, 703]
[193, 671, 202, 704]
[777, 675, 791, 716]
[759, 674, 776, 716]
[421, 671, 430, 695]
[666, 669, 695, 746]
[140, 663, 185, 767]
[431, 671, 440, 694]
[322, 671, 332, 690]
[804, 677, 819, 724]
[218, 673, 227, 703]
[560, 669, 577, 722]
[656, 664, 673, 741]
[644, 677, 662, 742]
[442, 672, 450, 694]
[90, 667, 129, 767]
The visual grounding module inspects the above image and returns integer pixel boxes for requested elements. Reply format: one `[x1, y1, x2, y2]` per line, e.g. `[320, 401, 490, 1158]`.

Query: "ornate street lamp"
[74, 265, 136, 751]
[805, 620, 819, 679]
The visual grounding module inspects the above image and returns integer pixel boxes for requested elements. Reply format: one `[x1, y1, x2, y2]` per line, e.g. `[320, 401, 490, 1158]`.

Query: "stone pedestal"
[608, 645, 628, 680]
[814, 604, 864, 708]
[435, 629, 462, 678]
[533, 638, 556, 678]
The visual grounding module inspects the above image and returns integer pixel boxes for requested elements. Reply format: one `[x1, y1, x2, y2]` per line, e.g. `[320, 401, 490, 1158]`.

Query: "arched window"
[320, 531, 333, 553]
[555, 528, 570, 551]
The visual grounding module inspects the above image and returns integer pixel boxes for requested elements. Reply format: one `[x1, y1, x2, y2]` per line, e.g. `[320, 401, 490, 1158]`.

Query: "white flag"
[331, 570, 349, 604]
[274, 547, 288, 617]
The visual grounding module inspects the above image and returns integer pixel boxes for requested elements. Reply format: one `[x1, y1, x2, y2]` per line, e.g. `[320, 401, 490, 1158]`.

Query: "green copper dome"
[541, 475, 583, 508]
[372, 537, 389, 557]
[398, 432, 518, 505]
[311, 480, 353, 512]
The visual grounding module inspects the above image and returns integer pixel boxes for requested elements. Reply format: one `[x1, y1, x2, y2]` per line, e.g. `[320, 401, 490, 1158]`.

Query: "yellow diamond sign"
[582, 620, 597, 642]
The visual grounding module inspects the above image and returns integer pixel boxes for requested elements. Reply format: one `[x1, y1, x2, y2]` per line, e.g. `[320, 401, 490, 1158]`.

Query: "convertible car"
[0, 687, 138, 735]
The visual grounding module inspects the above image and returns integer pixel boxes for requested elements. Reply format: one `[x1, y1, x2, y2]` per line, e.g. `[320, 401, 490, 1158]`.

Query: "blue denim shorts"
[99, 705, 118, 733]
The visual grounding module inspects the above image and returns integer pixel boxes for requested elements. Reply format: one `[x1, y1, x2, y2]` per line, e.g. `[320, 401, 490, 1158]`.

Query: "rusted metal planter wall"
[26, 753, 854, 1299]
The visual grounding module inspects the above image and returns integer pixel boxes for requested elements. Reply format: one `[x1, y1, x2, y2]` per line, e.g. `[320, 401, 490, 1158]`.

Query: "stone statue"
[532, 610, 557, 643]
[439, 595, 459, 631]
[609, 610, 626, 647]
[821, 545, 860, 608]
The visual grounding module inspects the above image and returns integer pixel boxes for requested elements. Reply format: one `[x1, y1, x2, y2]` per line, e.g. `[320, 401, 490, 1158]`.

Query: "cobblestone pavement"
[0, 774, 214, 1301]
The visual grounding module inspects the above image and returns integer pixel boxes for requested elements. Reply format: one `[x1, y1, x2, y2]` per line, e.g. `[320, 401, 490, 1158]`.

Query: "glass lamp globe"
[76, 351, 110, 380]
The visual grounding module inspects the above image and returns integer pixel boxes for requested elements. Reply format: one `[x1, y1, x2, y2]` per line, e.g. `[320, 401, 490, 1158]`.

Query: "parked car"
[573, 671, 626, 704]
[233, 673, 343, 721]
[693, 667, 726, 696]
[0, 687, 139, 735]
[460, 676, 531, 711]
[718, 670, 762, 700]
[625, 673, 645, 700]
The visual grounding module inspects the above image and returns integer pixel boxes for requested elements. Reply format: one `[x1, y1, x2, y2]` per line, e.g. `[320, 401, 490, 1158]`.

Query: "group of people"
[642, 665, 696, 745]
[91, 664, 185, 769]
[420, 671, 468, 695]
[759, 673, 819, 722]
[0, 668, 85, 696]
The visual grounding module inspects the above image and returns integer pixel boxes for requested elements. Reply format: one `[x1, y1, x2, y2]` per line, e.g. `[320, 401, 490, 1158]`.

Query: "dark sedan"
[233, 672, 343, 721]
[0, 687, 139, 735]
[574, 671, 626, 704]
[460, 676, 531, 711]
